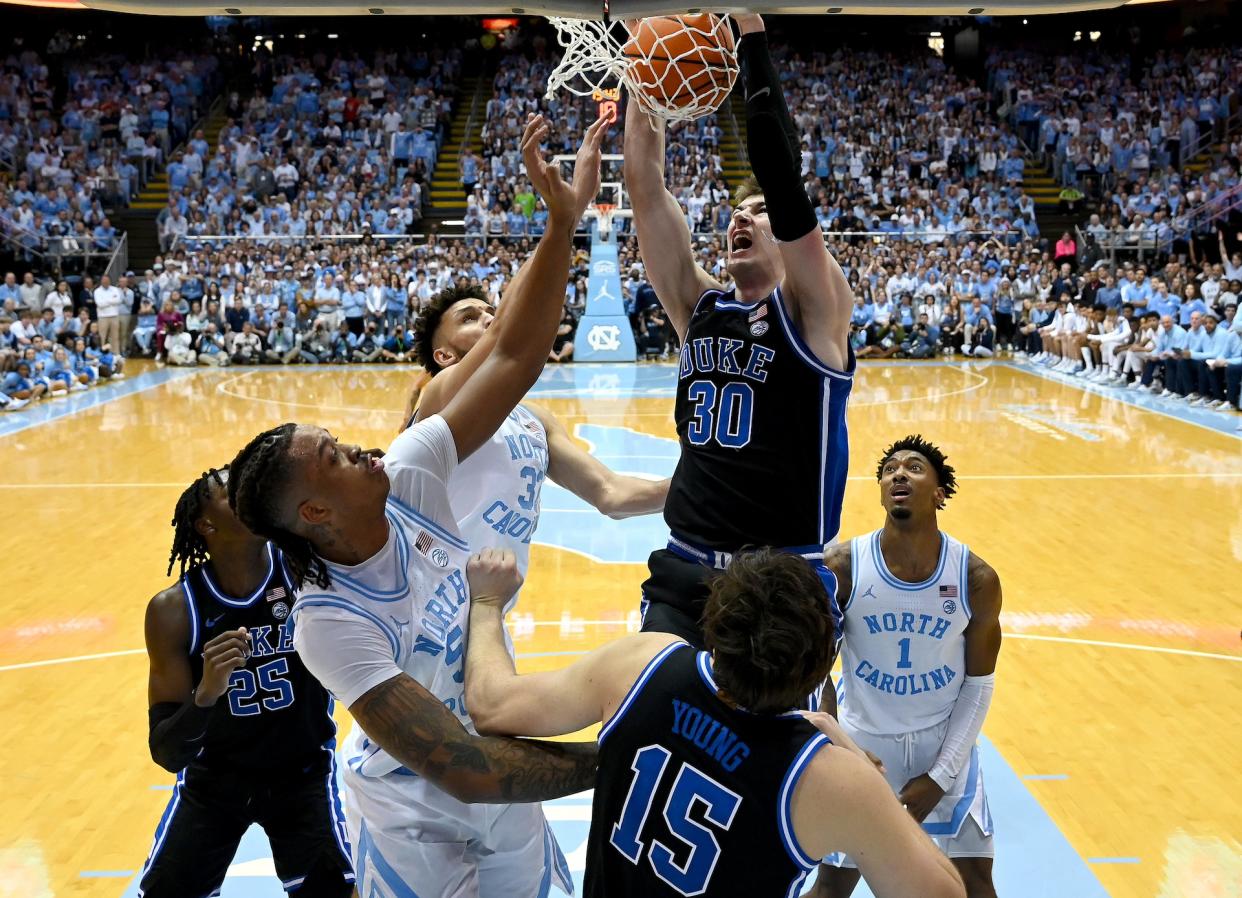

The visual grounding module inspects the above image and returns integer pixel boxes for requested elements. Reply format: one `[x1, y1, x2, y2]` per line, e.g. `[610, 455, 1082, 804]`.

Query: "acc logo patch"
[750, 321, 769, 337]
[431, 547, 451, 569]
[271, 601, 290, 621]
[942, 599, 957, 615]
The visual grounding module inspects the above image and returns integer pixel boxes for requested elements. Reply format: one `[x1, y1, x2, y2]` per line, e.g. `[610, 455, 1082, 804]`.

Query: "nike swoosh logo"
[204, 615, 224, 628]
[749, 87, 770, 100]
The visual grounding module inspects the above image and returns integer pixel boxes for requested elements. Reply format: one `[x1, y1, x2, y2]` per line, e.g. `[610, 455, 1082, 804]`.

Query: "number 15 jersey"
[667, 286, 854, 552]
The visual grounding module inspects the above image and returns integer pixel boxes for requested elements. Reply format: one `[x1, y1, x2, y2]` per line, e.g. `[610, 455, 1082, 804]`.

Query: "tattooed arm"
[349, 672, 598, 804]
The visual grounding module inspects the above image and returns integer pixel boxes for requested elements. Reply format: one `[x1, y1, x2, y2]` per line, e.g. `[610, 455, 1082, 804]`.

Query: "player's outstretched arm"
[528, 404, 670, 519]
[798, 747, 966, 898]
[733, 15, 852, 370]
[349, 672, 598, 804]
[464, 548, 682, 736]
[416, 115, 609, 424]
[436, 115, 601, 460]
[623, 98, 721, 339]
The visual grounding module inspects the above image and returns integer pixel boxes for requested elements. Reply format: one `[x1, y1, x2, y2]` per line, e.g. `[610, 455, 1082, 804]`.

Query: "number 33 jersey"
[586, 643, 830, 898]
[667, 287, 854, 552]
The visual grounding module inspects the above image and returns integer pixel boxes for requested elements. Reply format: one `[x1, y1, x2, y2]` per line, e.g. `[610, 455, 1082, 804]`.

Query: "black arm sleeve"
[738, 32, 818, 242]
[148, 699, 213, 773]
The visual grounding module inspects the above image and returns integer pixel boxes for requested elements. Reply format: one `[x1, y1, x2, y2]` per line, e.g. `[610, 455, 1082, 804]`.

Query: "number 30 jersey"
[586, 643, 831, 898]
[667, 287, 853, 552]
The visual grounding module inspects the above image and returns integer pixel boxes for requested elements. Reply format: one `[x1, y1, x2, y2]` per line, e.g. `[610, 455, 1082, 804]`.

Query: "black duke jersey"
[667, 286, 853, 552]
[585, 643, 832, 898]
[183, 542, 336, 770]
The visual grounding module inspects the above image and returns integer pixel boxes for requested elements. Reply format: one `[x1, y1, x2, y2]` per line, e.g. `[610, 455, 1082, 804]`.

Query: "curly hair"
[411, 284, 491, 374]
[227, 423, 331, 589]
[166, 467, 227, 577]
[702, 548, 836, 715]
[875, 434, 957, 503]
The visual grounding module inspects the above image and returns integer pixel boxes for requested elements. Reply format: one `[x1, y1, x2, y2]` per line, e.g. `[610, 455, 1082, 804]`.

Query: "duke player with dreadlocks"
[624, 14, 853, 649]
[813, 436, 1002, 898]
[139, 467, 353, 898]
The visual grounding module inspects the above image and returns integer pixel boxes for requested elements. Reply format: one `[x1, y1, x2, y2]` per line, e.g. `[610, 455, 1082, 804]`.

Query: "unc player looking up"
[226, 115, 603, 898]
[403, 148, 671, 627]
[813, 436, 1002, 898]
[140, 467, 354, 898]
[461, 546, 965, 898]
[624, 14, 853, 646]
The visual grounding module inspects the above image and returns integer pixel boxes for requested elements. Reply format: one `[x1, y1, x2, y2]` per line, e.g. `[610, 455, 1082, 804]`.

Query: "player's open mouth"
[890, 485, 911, 499]
[732, 233, 753, 252]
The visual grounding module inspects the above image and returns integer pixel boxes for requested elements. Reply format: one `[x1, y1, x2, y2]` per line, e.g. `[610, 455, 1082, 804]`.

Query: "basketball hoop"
[545, 15, 737, 123]
[590, 203, 616, 239]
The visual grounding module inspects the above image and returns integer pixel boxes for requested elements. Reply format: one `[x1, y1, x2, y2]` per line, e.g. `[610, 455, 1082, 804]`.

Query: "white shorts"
[826, 717, 993, 866]
[344, 766, 572, 897]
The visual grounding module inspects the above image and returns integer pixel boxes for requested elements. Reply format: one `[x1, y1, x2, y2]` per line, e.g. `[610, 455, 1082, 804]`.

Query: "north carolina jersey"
[448, 404, 548, 583]
[666, 286, 853, 551]
[292, 415, 476, 779]
[292, 415, 570, 897]
[837, 529, 971, 735]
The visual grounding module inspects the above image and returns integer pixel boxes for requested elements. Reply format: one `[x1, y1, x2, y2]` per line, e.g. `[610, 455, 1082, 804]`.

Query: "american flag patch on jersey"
[749, 304, 769, 322]
[939, 585, 958, 598]
[415, 531, 434, 555]
[523, 419, 541, 435]
[265, 587, 287, 602]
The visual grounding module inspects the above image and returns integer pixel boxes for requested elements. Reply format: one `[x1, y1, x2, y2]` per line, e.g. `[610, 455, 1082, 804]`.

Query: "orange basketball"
[622, 14, 737, 117]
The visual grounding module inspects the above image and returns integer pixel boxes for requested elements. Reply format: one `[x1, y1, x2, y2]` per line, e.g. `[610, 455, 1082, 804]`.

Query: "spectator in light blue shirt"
[343, 277, 368, 334]
[850, 296, 874, 328]
[1176, 284, 1207, 326]
[1140, 315, 1188, 392]
[1188, 312, 1232, 405]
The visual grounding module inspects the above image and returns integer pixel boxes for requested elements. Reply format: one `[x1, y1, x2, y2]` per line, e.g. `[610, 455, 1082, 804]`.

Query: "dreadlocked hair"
[876, 434, 958, 503]
[227, 423, 331, 590]
[412, 284, 491, 374]
[166, 467, 227, 577]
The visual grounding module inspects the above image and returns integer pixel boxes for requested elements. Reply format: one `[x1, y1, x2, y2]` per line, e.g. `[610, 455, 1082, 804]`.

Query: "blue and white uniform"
[292, 415, 571, 897]
[829, 528, 993, 863]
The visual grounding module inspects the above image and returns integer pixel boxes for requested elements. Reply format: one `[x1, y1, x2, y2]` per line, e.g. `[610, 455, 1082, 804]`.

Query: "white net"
[545, 18, 628, 99]
[545, 15, 738, 123]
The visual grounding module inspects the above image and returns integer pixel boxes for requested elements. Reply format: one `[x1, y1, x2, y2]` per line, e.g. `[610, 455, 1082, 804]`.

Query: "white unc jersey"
[449, 404, 548, 584]
[838, 529, 971, 736]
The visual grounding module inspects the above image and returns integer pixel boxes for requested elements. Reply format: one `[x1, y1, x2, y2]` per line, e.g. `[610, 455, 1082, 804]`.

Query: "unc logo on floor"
[587, 325, 622, 352]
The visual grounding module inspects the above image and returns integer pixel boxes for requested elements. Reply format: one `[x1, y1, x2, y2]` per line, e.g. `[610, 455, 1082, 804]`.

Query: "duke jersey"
[448, 404, 548, 585]
[837, 530, 972, 735]
[586, 644, 831, 898]
[667, 286, 853, 551]
[182, 542, 336, 770]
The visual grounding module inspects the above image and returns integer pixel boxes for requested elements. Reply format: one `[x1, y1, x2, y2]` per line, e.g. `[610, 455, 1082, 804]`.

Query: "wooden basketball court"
[0, 360, 1238, 897]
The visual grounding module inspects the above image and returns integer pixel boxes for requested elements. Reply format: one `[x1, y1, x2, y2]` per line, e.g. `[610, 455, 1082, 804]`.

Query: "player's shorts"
[640, 541, 843, 658]
[824, 717, 994, 866]
[138, 755, 355, 898]
[344, 763, 572, 898]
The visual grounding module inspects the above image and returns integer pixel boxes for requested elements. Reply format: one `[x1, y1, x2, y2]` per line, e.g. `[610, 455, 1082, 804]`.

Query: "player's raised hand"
[196, 627, 249, 707]
[569, 113, 609, 221]
[467, 548, 523, 608]
[520, 114, 573, 226]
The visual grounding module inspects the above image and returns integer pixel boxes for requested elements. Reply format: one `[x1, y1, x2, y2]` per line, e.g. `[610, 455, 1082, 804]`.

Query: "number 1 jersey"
[668, 287, 853, 552]
[585, 643, 831, 898]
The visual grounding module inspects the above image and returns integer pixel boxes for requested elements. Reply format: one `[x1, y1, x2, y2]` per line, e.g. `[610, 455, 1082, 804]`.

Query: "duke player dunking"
[139, 468, 353, 898]
[625, 14, 853, 645]
[462, 546, 964, 898]
[812, 436, 1003, 898]
[226, 116, 604, 898]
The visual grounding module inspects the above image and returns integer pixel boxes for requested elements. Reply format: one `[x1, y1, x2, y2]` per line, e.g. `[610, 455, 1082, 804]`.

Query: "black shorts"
[639, 548, 718, 650]
[138, 757, 354, 898]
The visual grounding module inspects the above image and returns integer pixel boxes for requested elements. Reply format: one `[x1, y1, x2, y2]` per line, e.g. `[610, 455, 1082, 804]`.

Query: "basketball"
[621, 14, 737, 119]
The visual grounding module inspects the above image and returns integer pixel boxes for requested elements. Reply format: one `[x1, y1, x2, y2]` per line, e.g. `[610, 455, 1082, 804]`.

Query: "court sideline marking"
[3, 630, 1237, 673]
